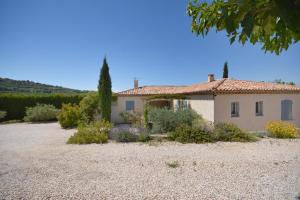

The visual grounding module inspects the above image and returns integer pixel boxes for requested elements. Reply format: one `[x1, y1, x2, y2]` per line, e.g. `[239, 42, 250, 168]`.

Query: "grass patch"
[166, 160, 180, 168]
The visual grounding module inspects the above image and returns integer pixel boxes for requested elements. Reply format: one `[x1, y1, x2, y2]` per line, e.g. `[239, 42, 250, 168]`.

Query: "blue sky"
[0, 0, 299, 92]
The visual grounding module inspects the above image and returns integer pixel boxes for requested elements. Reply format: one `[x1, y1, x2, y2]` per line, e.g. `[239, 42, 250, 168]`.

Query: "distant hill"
[0, 77, 87, 94]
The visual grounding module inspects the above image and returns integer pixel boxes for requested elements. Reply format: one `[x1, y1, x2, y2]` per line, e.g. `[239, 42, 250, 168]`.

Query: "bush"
[166, 160, 180, 168]
[168, 124, 214, 143]
[67, 121, 109, 144]
[138, 132, 151, 142]
[0, 93, 84, 121]
[57, 104, 81, 128]
[23, 104, 59, 122]
[115, 131, 138, 142]
[0, 111, 7, 120]
[148, 108, 200, 133]
[265, 121, 298, 138]
[79, 92, 100, 123]
[213, 123, 257, 142]
[120, 111, 143, 127]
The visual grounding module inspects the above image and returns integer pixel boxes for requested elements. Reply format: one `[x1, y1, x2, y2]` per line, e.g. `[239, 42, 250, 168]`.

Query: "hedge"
[0, 93, 86, 121]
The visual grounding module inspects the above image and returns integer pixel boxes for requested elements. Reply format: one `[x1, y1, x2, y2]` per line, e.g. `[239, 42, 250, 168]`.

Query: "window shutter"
[281, 100, 292, 120]
[256, 102, 258, 114]
[281, 101, 285, 120]
[288, 101, 292, 120]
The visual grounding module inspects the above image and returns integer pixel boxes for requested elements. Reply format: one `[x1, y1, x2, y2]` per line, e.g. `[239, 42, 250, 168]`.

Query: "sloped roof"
[118, 79, 300, 96]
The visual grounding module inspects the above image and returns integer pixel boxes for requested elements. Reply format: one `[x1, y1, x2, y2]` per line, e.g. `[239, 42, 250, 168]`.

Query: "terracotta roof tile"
[217, 79, 300, 93]
[118, 79, 300, 95]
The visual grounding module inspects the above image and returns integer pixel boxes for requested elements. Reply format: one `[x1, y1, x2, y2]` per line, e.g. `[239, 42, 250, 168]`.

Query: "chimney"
[134, 79, 138, 89]
[208, 74, 215, 82]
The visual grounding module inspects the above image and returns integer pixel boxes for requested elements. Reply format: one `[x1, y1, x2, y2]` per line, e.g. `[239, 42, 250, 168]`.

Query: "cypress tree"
[223, 62, 228, 78]
[98, 57, 112, 121]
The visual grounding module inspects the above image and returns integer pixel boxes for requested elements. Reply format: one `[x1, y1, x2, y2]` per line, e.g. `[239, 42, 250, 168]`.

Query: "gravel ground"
[0, 123, 300, 200]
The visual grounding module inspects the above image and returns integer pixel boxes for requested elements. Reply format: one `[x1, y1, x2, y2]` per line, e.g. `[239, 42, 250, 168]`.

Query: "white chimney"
[208, 74, 215, 82]
[134, 79, 138, 89]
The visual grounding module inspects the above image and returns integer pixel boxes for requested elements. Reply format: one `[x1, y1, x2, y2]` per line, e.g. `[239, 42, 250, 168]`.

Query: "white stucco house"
[112, 74, 300, 131]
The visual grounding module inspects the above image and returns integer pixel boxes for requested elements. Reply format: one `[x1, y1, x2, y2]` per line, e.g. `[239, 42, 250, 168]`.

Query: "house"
[112, 74, 300, 131]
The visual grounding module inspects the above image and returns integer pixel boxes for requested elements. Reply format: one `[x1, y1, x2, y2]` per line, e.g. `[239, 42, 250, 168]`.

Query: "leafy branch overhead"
[188, 0, 300, 54]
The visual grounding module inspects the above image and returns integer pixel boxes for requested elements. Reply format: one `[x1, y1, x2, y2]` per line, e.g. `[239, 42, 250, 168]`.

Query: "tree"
[223, 62, 228, 78]
[79, 92, 100, 123]
[274, 79, 295, 85]
[98, 57, 112, 121]
[187, 0, 300, 55]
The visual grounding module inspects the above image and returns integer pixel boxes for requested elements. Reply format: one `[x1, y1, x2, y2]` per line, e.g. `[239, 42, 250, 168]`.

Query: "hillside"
[0, 77, 86, 94]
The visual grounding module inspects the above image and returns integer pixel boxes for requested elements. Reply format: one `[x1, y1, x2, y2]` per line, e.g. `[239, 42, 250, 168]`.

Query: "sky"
[0, 0, 299, 92]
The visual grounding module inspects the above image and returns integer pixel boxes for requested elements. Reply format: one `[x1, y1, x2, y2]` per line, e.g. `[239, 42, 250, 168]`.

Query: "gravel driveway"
[0, 123, 299, 200]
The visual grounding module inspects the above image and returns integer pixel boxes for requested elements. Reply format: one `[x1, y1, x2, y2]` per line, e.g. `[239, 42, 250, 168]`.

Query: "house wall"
[214, 93, 300, 131]
[186, 95, 215, 122]
[111, 96, 145, 123]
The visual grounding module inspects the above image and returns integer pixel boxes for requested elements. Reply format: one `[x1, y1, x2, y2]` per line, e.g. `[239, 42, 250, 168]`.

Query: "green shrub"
[120, 111, 143, 127]
[138, 132, 151, 142]
[67, 121, 109, 144]
[148, 108, 200, 133]
[0, 111, 7, 120]
[115, 131, 138, 142]
[168, 124, 214, 143]
[265, 121, 298, 138]
[57, 103, 81, 128]
[93, 119, 113, 134]
[79, 92, 100, 123]
[23, 104, 59, 122]
[213, 123, 257, 142]
[0, 93, 84, 121]
[166, 160, 180, 168]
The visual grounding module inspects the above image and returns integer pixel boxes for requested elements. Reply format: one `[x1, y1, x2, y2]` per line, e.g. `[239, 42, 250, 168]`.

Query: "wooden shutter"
[281, 100, 292, 120]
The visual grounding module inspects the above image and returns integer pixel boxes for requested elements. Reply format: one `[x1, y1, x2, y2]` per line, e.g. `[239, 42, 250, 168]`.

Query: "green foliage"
[67, 121, 110, 144]
[188, 0, 300, 54]
[57, 104, 81, 128]
[0, 111, 7, 120]
[0, 77, 86, 93]
[143, 104, 150, 128]
[265, 121, 298, 138]
[23, 104, 59, 122]
[138, 132, 151, 142]
[166, 160, 180, 168]
[169, 123, 257, 143]
[223, 62, 228, 78]
[79, 92, 100, 123]
[98, 57, 112, 121]
[94, 119, 113, 133]
[213, 123, 257, 142]
[168, 124, 214, 143]
[115, 131, 138, 143]
[273, 79, 295, 85]
[120, 112, 143, 127]
[148, 108, 200, 133]
[0, 93, 84, 121]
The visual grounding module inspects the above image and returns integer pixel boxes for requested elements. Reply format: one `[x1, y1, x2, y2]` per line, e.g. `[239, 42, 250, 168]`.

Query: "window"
[281, 100, 292, 120]
[176, 100, 189, 110]
[255, 101, 263, 116]
[231, 102, 239, 117]
[125, 101, 135, 111]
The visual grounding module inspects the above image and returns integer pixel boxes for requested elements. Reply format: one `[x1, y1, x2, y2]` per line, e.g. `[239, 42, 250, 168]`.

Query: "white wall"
[111, 96, 145, 123]
[188, 95, 215, 122]
[214, 94, 300, 131]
